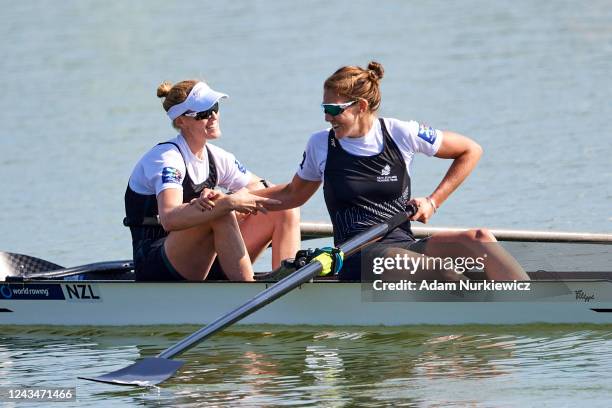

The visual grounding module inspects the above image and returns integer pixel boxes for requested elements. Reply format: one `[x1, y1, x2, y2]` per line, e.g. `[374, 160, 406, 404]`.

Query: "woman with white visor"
[125, 80, 300, 281]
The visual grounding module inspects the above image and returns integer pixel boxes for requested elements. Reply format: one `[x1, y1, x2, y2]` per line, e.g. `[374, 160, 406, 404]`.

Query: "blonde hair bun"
[156, 81, 173, 98]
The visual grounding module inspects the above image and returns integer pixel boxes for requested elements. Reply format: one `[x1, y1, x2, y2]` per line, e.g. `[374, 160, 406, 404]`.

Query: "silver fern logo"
[377, 164, 397, 182]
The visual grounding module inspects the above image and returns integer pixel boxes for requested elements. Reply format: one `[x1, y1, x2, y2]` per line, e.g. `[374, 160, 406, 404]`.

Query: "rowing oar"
[79, 207, 415, 387]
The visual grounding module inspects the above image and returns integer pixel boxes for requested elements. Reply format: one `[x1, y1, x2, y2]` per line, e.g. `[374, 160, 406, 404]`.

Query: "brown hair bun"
[367, 61, 384, 81]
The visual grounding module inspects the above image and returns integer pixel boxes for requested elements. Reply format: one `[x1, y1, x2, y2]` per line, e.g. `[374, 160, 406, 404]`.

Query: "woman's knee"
[266, 207, 300, 226]
[279, 207, 300, 224]
[464, 228, 496, 243]
[210, 211, 239, 230]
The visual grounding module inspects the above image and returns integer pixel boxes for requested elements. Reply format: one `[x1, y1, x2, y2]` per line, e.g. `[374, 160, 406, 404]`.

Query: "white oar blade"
[79, 357, 184, 387]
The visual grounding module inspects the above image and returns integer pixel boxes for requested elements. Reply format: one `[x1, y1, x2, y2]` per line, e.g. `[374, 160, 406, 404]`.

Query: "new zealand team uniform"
[125, 134, 251, 281]
[298, 117, 443, 280]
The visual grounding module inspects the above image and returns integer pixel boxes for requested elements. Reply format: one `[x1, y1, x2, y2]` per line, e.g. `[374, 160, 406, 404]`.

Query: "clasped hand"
[190, 188, 280, 215]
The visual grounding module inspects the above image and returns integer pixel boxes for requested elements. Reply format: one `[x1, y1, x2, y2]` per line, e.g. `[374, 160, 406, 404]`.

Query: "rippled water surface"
[2, 325, 612, 406]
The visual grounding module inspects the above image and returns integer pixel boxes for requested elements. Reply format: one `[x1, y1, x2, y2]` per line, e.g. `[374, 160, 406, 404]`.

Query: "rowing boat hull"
[2, 280, 612, 326]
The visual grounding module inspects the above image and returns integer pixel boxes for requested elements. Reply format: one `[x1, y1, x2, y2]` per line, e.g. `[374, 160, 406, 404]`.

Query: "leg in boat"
[164, 212, 254, 281]
[370, 243, 466, 281]
[420, 229, 530, 280]
[239, 208, 300, 269]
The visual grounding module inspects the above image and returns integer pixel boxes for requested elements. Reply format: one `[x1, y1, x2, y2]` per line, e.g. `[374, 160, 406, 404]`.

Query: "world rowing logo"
[0, 284, 64, 300]
[0, 285, 12, 299]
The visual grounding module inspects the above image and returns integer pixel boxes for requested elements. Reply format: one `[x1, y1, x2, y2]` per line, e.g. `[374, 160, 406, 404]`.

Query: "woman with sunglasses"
[125, 80, 300, 281]
[248, 61, 529, 281]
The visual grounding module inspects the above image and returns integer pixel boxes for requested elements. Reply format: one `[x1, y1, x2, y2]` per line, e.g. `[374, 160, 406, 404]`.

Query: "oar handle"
[157, 207, 415, 360]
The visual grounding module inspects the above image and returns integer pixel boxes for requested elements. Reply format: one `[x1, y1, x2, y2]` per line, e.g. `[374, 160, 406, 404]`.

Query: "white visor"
[166, 82, 228, 120]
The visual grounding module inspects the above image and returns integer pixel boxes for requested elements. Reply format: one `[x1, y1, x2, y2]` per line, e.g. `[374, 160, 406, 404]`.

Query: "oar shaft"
[158, 261, 321, 359]
[157, 213, 407, 360]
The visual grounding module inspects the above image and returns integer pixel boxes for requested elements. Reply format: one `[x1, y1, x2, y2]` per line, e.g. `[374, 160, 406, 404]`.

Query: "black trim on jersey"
[162, 142, 218, 196]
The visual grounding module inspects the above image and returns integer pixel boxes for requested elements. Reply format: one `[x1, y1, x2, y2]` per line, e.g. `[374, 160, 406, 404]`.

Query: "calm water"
[2, 325, 612, 407]
[1, 0, 611, 406]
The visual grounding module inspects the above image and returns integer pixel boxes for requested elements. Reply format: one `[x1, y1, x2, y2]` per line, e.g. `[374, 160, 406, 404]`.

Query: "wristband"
[426, 196, 438, 213]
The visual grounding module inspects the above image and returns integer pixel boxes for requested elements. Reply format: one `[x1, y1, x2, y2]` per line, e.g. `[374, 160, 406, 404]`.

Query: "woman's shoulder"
[204, 143, 237, 163]
[136, 138, 184, 166]
[306, 128, 331, 146]
[383, 117, 443, 155]
[128, 138, 185, 190]
[203, 142, 224, 155]
[382, 117, 420, 137]
[204, 143, 250, 175]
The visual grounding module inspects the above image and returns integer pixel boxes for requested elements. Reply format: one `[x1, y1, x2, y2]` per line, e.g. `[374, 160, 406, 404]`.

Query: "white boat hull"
[2, 280, 612, 326]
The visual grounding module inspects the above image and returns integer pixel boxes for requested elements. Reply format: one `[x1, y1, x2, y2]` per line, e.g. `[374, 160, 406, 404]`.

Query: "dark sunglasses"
[183, 102, 219, 120]
[321, 101, 357, 116]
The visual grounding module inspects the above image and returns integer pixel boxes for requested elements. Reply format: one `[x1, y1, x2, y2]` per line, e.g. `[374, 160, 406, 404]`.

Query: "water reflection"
[1, 325, 612, 406]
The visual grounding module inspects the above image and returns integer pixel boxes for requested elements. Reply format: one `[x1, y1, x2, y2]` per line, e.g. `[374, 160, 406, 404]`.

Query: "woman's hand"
[408, 197, 436, 224]
[190, 188, 221, 212]
[227, 188, 282, 215]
